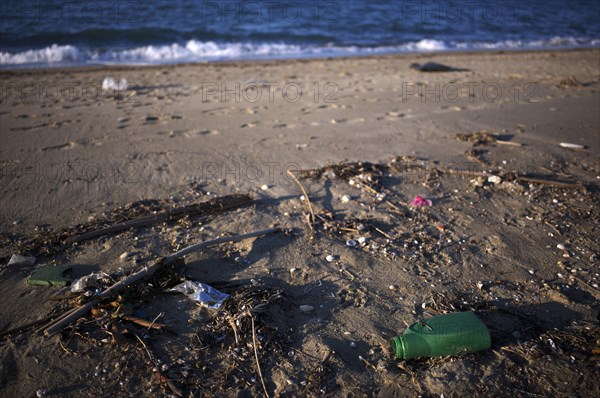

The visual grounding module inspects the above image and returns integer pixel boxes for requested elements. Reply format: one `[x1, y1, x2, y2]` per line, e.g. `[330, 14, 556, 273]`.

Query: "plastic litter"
[410, 195, 432, 207]
[391, 311, 491, 360]
[170, 281, 229, 309]
[102, 77, 128, 91]
[8, 254, 36, 266]
[71, 273, 104, 293]
[27, 265, 72, 287]
[559, 142, 585, 149]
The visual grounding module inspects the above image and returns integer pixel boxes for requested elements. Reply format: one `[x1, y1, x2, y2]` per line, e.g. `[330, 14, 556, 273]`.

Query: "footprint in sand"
[317, 104, 338, 110]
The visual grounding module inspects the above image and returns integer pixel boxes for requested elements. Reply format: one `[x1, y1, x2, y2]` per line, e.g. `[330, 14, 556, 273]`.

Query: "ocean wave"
[1, 37, 598, 67]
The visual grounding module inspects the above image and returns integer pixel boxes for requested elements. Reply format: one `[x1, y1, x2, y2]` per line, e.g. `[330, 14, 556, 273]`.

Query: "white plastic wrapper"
[71, 272, 103, 293]
[170, 281, 229, 309]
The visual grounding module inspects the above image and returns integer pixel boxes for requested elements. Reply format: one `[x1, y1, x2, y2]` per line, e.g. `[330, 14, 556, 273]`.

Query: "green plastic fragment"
[27, 265, 72, 287]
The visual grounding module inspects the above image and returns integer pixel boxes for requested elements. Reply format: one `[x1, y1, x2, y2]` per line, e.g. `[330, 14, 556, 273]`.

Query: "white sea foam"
[1, 37, 598, 67]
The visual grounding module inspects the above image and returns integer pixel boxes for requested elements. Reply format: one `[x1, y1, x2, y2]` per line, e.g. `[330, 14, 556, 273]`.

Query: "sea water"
[1, 0, 598, 67]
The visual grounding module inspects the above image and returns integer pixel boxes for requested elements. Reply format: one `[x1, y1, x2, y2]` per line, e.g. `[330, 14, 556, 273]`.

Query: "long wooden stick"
[67, 194, 253, 243]
[44, 227, 278, 336]
[251, 315, 270, 398]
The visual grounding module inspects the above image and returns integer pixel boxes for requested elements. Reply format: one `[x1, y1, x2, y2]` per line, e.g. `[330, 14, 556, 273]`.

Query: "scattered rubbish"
[341, 195, 351, 203]
[260, 184, 269, 190]
[67, 194, 253, 244]
[559, 142, 585, 149]
[7, 254, 36, 266]
[410, 196, 432, 207]
[391, 311, 491, 360]
[476, 281, 485, 290]
[346, 239, 357, 247]
[357, 236, 367, 245]
[455, 130, 521, 146]
[410, 62, 470, 72]
[349, 341, 357, 348]
[170, 281, 230, 309]
[388, 284, 398, 290]
[487, 175, 502, 185]
[557, 243, 567, 250]
[102, 77, 128, 91]
[27, 265, 72, 287]
[326, 254, 337, 262]
[71, 273, 104, 293]
[299, 305, 314, 314]
[44, 227, 278, 335]
[122, 315, 169, 331]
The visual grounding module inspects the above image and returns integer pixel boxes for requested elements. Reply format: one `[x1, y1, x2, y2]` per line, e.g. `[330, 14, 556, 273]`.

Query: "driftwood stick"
[44, 227, 279, 336]
[287, 170, 315, 229]
[67, 194, 253, 244]
[516, 176, 580, 189]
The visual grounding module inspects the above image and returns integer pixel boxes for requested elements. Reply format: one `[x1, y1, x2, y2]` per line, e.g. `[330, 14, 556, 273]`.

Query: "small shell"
[326, 254, 336, 262]
[556, 244, 566, 250]
[260, 184, 269, 191]
[476, 281, 484, 290]
[341, 195, 351, 203]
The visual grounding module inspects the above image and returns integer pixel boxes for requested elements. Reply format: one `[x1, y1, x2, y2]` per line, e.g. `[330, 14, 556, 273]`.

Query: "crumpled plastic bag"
[170, 281, 229, 309]
[71, 272, 104, 293]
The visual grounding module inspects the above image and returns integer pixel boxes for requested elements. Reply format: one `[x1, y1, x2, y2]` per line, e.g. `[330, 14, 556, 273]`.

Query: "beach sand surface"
[1, 49, 599, 397]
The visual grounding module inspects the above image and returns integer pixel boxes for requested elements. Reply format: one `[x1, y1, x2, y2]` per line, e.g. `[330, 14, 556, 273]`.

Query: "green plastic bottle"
[391, 311, 491, 360]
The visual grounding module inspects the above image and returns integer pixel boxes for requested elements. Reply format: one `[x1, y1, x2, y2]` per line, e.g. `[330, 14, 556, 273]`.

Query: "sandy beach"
[1, 48, 599, 397]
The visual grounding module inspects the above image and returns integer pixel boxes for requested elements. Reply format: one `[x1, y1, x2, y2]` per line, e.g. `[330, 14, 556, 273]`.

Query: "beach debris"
[487, 175, 502, 185]
[391, 312, 491, 360]
[326, 254, 337, 262]
[299, 305, 314, 314]
[455, 130, 522, 146]
[170, 281, 230, 309]
[260, 184, 269, 191]
[357, 236, 367, 245]
[341, 195, 351, 203]
[346, 239, 358, 247]
[36, 388, 47, 397]
[557, 243, 567, 250]
[71, 272, 104, 293]
[44, 227, 278, 335]
[67, 194, 253, 244]
[122, 315, 169, 331]
[410, 196, 432, 207]
[27, 265, 72, 287]
[288, 170, 315, 230]
[559, 142, 585, 150]
[410, 62, 470, 72]
[102, 77, 128, 91]
[7, 254, 36, 266]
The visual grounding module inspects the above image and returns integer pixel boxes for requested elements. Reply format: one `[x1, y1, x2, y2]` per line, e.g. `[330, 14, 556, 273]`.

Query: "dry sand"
[1, 49, 599, 397]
